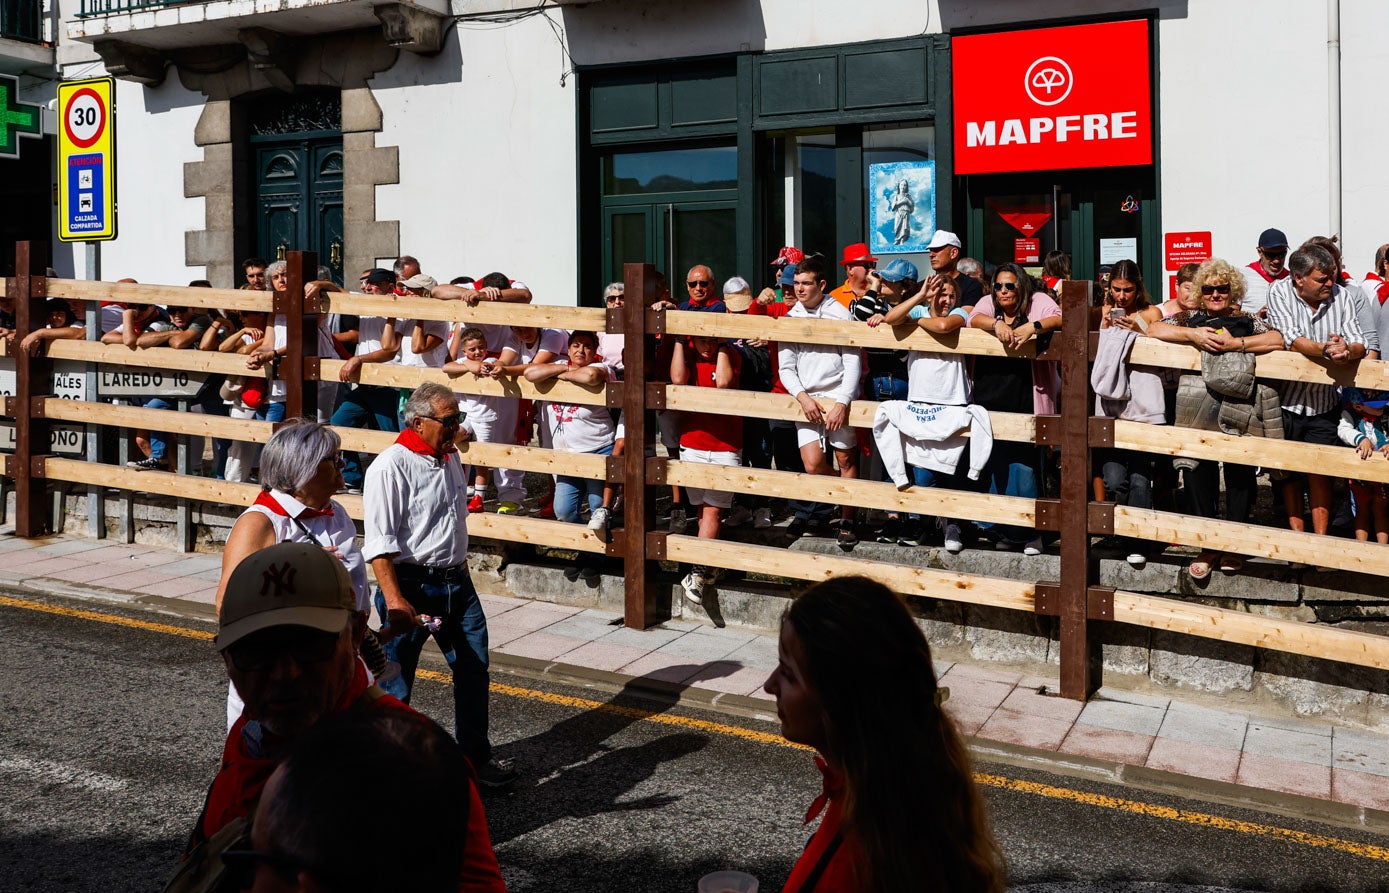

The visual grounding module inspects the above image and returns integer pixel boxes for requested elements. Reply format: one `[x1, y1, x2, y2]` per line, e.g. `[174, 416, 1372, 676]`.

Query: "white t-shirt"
[541, 362, 616, 453]
[457, 358, 504, 427]
[243, 490, 369, 611]
[515, 328, 568, 364]
[401, 319, 450, 368]
[363, 443, 469, 566]
[906, 305, 972, 405]
[269, 314, 340, 400]
[357, 316, 405, 364]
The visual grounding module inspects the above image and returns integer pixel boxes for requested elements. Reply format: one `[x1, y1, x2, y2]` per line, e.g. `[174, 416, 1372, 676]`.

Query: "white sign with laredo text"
[98, 367, 210, 398]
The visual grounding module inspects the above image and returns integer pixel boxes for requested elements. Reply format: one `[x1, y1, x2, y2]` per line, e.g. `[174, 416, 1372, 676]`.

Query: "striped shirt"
[1266, 279, 1366, 415]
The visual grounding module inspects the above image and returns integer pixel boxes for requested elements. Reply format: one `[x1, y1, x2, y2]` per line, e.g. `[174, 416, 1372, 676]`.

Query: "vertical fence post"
[621, 263, 658, 629]
[12, 240, 52, 537]
[281, 251, 318, 422]
[1048, 279, 1101, 699]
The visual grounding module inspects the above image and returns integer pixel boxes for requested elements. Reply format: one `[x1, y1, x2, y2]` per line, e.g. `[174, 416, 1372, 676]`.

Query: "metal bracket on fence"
[646, 529, 668, 561]
[32, 275, 46, 298]
[646, 308, 667, 336]
[1034, 498, 1061, 532]
[303, 357, 321, 381]
[605, 381, 624, 409]
[645, 382, 667, 411]
[603, 534, 625, 558]
[29, 455, 50, 478]
[1087, 502, 1116, 536]
[605, 454, 624, 481]
[1088, 417, 1115, 448]
[646, 456, 668, 486]
[1033, 415, 1062, 446]
[1033, 581, 1060, 616]
[271, 292, 293, 314]
[605, 307, 623, 334]
[1087, 585, 1115, 620]
[29, 396, 52, 418]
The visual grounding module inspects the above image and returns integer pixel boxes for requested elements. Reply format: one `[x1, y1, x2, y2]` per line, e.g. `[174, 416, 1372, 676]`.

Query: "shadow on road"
[1, 833, 182, 892]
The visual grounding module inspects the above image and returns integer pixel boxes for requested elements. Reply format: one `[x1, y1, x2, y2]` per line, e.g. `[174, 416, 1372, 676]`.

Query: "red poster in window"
[1015, 238, 1040, 264]
[1165, 231, 1213, 271]
[952, 19, 1153, 175]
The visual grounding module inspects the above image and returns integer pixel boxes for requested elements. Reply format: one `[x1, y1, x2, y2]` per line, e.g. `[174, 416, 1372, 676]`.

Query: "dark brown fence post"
[621, 263, 658, 629]
[12, 240, 52, 537]
[1045, 279, 1101, 700]
[280, 250, 318, 422]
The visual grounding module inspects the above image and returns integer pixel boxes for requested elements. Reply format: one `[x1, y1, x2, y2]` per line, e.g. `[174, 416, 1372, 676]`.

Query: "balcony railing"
[75, 0, 183, 17]
[1, 0, 41, 41]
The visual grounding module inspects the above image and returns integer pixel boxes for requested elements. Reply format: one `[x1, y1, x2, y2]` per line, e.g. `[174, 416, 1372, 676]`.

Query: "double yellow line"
[5, 593, 1387, 863]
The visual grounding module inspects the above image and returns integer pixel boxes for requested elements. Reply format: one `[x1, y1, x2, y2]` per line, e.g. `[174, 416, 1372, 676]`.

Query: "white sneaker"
[680, 568, 706, 605]
[724, 505, 753, 528]
[588, 506, 611, 531]
[943, 523, 964, 554]
[1023, 537, 1044, 557]
[753, 508, 773, 529]
[669, 508, 688, 534]
[1126, 553, 1147, 568]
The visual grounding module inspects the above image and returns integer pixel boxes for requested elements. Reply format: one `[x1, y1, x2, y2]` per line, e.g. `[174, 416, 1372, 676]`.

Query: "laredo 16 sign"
[952, 20, 1153, 175]
[57, 77, 117, 242]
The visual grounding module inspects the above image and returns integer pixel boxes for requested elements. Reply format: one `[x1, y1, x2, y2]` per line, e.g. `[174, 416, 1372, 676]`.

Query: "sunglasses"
[686, 280, 712, 289]
[1260, 248, 1288, 258]
[222, 850, 313, 888]
[993, 281, 1019, 292]
[1200, 284, 1231, 296]
[422, 412, 463, 427]
[324, 452, 346, 469]
[227, 630, 340, 673]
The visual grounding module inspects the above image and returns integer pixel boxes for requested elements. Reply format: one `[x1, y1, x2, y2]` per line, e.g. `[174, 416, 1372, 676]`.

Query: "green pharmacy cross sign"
[0, 74, 42, 160]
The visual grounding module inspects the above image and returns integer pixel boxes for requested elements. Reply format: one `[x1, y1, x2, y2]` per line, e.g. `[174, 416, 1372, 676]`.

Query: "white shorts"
[795, 420, 856, 452]
[679, 446, 742, 508]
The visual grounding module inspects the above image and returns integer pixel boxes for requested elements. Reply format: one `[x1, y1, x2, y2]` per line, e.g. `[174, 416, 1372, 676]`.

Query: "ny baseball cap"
[1257, 228, 1289, 250]
[216, 542, 356, 652]
[927, 230, 963, 250]
[879, 259, 920, 282]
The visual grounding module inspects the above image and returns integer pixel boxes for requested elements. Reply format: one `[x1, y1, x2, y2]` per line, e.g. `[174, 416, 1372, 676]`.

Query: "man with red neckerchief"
[1239, 227, 1291, 317]
[1363, 244, 1389, 305]
[365, 381, 518, 789]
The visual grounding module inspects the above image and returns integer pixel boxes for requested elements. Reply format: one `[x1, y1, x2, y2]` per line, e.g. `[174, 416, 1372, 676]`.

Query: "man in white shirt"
[777, 256, 862, 547]
[1238, 228, 1290, 317]
[364, 382, 516, 789]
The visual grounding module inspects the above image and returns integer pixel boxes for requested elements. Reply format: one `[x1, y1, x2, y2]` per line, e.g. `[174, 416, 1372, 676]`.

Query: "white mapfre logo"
[1025, 56, 1073, 106]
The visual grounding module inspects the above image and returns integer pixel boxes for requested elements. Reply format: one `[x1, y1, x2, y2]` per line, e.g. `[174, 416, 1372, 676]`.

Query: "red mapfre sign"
[1165, 231, 1213, 271]
[952, 19, 1153, 175]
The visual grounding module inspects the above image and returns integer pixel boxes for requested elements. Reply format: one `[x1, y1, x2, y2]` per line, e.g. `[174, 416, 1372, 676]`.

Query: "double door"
[253, 132, 345, 283]
[602, 199, 737, 297]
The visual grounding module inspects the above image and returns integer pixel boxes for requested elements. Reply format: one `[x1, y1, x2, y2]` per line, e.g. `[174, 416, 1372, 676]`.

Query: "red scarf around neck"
[252, 489, 333, 519]
[396, 427, 453, 462]
[1246, 261, 1289, 284]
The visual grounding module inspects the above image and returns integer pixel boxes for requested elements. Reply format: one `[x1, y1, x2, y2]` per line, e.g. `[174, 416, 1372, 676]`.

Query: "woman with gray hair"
[214, 418, 370, 728]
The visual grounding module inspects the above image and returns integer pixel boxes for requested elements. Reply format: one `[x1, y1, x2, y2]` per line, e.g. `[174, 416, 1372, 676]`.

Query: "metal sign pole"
[84, 240, 104, 539]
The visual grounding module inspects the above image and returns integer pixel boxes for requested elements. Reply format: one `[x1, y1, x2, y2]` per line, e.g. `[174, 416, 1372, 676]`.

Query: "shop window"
[863, 123, 934, 269]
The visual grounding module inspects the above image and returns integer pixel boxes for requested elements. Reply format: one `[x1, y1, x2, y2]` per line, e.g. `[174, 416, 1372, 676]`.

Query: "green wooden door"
[253, 132, 344, 283]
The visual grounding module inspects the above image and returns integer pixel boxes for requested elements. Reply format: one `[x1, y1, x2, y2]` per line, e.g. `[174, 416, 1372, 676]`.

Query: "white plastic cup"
[698, 870, 759, 893]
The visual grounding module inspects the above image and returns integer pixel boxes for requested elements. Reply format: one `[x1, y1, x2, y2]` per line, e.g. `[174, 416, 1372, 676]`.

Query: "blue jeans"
[374, 565, 491, 765]
[870, 374, 909, 402]
[555, 442, 613, 522]
[254, 400, 286, 424]
[145, 392, 228, 466]
[975, 441, 1039, 542]
[331, 385, 400, 488]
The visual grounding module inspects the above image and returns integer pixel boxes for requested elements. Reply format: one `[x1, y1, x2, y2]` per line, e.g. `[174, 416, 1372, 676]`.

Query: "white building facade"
[22, 0, 1388, 303]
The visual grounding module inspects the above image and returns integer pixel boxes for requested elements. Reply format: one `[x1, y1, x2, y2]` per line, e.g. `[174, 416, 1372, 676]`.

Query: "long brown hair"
[785, 577, 1006, 893]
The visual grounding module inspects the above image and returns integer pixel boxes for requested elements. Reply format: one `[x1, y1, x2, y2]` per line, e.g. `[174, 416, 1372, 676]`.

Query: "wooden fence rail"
[4, 247, 1389, 699]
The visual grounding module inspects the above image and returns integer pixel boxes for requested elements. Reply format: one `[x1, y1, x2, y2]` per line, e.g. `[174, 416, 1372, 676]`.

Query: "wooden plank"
[323, 293, 608, 330]
[1130, 338, 1389, 390]
[657, 310, 1040, 358]
[45, 279, 273, 314]
[469, 512, 608, 554]
[1114, 590, 1389, 672]
[320, 359, 612, 407]
[46, 339, 269, 378]
[660, 459, 1034, 527]
[44, 457, 262, 504]
[665, 535, 1037, 612]
[660, 384, 1036, 443]
[1114, 506, 1389, 576]
[1114, 420, 1389, 485]
[326, 427, 609, 478]
[40, 399, 275, 444]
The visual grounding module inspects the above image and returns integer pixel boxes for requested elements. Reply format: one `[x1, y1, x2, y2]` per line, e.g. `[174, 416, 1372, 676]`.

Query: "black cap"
[1257, 228, 1289, 250]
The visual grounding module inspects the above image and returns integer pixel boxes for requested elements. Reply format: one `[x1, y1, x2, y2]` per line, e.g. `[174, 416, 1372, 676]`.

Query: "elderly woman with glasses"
[214, 418, 370, 728]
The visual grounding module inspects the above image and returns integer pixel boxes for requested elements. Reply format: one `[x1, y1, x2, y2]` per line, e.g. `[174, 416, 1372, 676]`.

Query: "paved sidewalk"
[4, 532, 1388, 819]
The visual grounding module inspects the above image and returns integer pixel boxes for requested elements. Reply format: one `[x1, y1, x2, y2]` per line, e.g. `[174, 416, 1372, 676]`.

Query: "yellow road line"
[975, 773, 1389, 862]
[6, 593, 1387, 861]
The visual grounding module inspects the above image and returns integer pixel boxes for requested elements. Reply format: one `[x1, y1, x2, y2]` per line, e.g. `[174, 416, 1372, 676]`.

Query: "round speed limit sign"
[63, 88, 106, 149]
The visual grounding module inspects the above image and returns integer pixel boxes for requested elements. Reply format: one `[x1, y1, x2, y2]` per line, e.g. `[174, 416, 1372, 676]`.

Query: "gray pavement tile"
[723, 635, 781, 670]
[654, 631, 751, 663]
[1155, 702, 1248, 751]
[153, 556, 225, 578]
[31, 539, 115, 557]
[1331, 726, 1389, 777]
[1093, 686, 1171, 710]
[1244, 713, 1333, 737]
[1077, 699, 1166, 736]
[933, 660, 955, 678]
[1242, 722, 1332, 767]
[0, 535, 41, 551]
[543, 611, 625, 642]
[597, 625, 686, 652]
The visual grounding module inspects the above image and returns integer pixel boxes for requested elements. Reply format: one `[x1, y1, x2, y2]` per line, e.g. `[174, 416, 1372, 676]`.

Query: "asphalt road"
[2, 592, 1387, 893]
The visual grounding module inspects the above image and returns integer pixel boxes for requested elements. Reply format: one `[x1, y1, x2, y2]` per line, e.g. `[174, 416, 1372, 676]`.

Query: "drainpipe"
[1328, 0, 1342, 239]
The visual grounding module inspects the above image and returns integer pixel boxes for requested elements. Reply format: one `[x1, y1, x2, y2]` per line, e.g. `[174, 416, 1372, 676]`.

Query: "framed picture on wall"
[869, 160, 935, 255]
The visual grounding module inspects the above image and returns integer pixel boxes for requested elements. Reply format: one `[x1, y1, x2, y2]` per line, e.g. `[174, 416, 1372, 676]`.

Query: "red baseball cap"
[770, 246, 805, 266]
[840, 243, 877, 267]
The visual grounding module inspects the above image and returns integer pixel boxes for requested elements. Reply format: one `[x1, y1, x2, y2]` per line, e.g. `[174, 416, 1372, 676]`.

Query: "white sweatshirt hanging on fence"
[872, 401, 994, 487]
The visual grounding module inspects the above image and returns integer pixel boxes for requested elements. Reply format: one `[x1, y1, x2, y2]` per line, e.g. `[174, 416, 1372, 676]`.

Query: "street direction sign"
[0, 74, 42, 160]
[57, 77, 117, 242]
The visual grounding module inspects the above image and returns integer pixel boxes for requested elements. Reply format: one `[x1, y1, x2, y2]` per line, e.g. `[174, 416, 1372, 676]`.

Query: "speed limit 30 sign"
[57, 77, 117, 242]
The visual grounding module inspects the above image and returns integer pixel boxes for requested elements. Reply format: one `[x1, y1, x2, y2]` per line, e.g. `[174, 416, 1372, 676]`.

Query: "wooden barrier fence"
[4, 243, 1389, 700]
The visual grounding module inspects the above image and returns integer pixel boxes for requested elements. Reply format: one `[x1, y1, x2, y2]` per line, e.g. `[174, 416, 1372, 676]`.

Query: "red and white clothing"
[781, 758, 862, 892]
[243, 489, 368, 611]
[541, 362, 618, 453]
[364, 432, 469, 567]
[1239, 262, 1289, 316]
[1363, 272, 1389, 305]
[268, 314, 343, 415]
[680, 347, 742, 509]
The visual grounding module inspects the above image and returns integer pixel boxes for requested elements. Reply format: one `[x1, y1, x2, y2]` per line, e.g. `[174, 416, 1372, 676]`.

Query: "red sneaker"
[534, 497, 555, 520]
[467, 494, 484, 513]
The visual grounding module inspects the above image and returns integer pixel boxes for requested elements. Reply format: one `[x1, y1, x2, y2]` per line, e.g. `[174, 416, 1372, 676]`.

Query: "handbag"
[1199, 350, 1255, 400]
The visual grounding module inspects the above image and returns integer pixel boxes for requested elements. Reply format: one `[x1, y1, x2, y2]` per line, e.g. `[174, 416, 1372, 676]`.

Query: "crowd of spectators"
[38, 227, 1389, 592]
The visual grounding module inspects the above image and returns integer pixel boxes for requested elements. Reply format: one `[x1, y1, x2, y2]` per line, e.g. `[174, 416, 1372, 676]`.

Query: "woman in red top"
[764, 577, 1005, 892]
